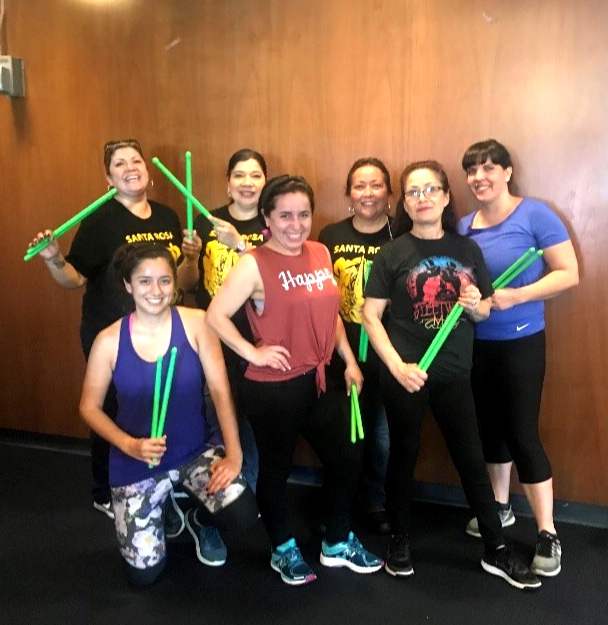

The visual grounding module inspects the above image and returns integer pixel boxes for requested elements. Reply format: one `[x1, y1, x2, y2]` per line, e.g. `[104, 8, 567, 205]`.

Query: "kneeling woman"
[362, 161, 540, 590]
[79, 242, 257, 585]
[206, 175, 383, 586]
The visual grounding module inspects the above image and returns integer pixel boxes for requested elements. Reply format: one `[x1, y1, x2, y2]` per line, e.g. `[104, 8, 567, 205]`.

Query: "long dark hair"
[112, 242, 177, 285]
[392, 160, 457, 237]
[226, 149, 268, 178]
[345, 157, 392, 196]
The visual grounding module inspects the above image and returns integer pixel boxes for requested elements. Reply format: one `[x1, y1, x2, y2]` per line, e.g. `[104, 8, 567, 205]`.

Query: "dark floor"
[1, 441, 607, 625]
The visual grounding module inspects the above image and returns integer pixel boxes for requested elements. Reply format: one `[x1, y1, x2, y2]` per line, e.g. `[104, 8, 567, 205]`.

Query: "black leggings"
[242, 373, 362, 547]
[382, 370, 503, 549]
[471, 331, 552, 484]
[82, 324, 113, 504]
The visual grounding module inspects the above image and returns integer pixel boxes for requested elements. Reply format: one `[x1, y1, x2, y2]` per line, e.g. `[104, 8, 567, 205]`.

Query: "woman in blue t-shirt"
[458, 139, 579, 578]
[79, 242, 256, 585]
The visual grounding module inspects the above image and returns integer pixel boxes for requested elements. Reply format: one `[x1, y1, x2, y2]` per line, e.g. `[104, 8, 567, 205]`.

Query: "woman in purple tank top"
[79, 242, 257, 585]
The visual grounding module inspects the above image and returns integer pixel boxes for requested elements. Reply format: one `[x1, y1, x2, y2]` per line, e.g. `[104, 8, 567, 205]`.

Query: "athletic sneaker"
[185, 508, 227, 566]
[385, 534, 414, 577]
[93, 500, 114, 520]
[481, 546, 541, 590]
[531, 530, 562, 577]
[320, 532, 383, 573]
[164, 489, 185, 538]
[270, 538, 317, 586]
[466, 501, 515, 538]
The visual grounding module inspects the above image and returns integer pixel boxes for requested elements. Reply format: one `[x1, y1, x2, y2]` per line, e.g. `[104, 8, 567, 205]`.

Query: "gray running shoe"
[531, 530, 561, 577]
[466, 502, 515, 538]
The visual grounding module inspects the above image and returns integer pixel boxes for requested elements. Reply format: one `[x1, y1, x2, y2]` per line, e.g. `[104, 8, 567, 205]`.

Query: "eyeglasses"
[403, 185, 443, 200]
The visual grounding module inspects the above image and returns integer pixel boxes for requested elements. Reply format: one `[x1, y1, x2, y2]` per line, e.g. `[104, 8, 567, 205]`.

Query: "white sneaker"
[93, 500, 115, 520]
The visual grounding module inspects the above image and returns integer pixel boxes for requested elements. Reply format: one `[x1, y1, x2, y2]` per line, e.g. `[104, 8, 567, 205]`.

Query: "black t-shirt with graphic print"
[194, 204, 265, 311]
[66, 198, 183, 349]
[365, 231, 493, 380]
[318, 216, 392, 374]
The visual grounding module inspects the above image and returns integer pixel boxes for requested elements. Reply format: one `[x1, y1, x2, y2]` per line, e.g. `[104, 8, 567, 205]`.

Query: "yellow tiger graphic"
[203, 240, 239, 297]
[334, 255, 367, 323]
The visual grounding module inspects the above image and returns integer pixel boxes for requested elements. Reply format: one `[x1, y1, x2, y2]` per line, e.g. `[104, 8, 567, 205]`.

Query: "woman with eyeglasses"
[27, 139, 200, 518]
[318, 157, 393, 535]
[206, 175, 383, 586]
[458, 139, 578, 577]
[362, 160, 541, 590]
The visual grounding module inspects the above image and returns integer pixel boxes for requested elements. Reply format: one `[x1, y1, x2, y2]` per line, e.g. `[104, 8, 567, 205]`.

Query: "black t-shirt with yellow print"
[318, 216, 392, 372]
[194, 204, 264, 311]
[66, 198, 183, 348]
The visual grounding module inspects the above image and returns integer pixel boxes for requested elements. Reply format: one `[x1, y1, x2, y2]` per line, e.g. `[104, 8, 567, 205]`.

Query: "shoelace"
[284, 546, 304, 566]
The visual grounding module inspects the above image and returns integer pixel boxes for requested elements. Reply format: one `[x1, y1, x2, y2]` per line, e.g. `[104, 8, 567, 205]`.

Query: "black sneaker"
[164, 489, 185, 539]
[385, 534, 414, 577]
[481, 546, 541, 590]
[531, 531, 561, 577]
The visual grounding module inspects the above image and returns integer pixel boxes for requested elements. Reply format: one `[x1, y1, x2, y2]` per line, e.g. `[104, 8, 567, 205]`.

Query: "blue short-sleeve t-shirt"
[458, 198, 570, 340]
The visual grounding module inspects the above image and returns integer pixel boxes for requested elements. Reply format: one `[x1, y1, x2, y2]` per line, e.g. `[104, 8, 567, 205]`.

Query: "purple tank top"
[110, 307, 207, 487]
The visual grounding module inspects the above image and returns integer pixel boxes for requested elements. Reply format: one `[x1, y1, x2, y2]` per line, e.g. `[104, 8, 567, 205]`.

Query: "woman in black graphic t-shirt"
[27, 139, 198, 516]
[362, 160, 541, 591]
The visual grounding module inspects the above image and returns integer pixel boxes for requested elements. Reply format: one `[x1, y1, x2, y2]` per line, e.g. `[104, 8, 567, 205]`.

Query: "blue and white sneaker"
[185, 508, 227, 566]
[270, 538, 317, 586]
[320, 532, 384, 573]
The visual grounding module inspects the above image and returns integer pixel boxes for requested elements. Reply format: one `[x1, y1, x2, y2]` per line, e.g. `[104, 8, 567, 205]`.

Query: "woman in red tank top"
[207, 175, 384, 586]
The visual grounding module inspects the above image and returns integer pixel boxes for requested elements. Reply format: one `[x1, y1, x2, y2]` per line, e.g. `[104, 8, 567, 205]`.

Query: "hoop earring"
[348, 206, 354, 213]
[148, 179, 154, 188]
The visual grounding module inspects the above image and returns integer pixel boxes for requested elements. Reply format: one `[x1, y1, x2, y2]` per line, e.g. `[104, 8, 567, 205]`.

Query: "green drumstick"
[152, 157, 214, 222]
[24, 188, 117, 261]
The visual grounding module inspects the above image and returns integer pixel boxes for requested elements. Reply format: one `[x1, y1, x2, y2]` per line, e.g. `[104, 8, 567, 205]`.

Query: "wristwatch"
[235, 239, 246, 253]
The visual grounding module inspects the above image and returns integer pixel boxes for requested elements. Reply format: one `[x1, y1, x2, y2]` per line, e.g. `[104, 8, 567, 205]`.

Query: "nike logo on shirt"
[516, 323, 530, 332]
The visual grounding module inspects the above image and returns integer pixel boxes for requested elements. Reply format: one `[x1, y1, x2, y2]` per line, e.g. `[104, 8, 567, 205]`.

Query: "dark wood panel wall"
[1, 0, 606, 504]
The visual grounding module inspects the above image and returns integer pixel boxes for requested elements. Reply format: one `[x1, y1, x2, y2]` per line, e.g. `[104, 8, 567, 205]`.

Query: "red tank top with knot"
[245, 241, 339, 393]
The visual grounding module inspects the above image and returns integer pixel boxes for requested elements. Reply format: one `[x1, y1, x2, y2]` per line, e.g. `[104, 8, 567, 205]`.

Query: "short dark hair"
[226, 149, 268, 178]
[461, 139, 512, 171]
[257, 175, 315, 227]
[345, 157, 392, 196]
[393, 160, 457, 236]
[103, 139, 144, 174]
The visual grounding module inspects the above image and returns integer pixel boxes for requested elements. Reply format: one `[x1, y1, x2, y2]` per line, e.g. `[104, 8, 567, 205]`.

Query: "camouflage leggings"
[111, 446, 247, 569]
